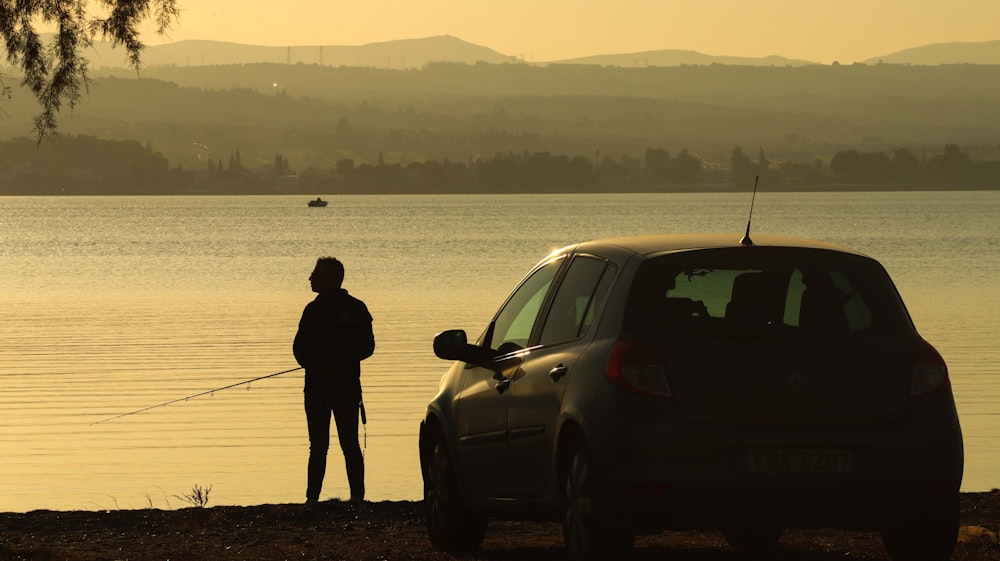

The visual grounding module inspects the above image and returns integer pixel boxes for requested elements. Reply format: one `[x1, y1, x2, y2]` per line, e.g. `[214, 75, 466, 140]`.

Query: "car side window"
[538, 255, 615, 346]
[795, 268, 875, 334]
[490, 258, 562, 350]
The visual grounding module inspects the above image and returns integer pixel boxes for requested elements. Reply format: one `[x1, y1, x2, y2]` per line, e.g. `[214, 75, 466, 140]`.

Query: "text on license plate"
[748, 449, 853, 474]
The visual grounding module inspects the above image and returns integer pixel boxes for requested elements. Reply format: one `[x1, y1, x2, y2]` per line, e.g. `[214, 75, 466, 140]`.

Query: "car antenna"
[740, 175, 760, 246]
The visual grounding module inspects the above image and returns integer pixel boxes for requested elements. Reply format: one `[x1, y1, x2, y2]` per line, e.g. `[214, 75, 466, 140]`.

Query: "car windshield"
[625, 247, 912, 339]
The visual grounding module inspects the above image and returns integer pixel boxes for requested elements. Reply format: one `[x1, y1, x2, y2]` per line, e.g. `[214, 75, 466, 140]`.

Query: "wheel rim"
[564, 452, 594, 555]
[426, 442, 453, 535]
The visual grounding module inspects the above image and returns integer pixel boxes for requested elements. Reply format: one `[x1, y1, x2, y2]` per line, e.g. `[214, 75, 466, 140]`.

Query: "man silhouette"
[294, 257, 375, 503]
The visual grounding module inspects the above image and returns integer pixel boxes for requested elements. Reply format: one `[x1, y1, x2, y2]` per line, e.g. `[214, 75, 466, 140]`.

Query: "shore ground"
[1, 491, 997, 560]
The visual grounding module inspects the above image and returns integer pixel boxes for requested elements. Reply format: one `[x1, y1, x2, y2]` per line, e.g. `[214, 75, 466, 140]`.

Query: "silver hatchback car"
[419, 233, 963, 561]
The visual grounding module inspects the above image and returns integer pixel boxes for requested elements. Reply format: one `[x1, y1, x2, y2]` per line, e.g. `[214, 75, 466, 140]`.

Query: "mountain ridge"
[551, 49, 815, 67]
[74, 35, 1000, 69]
[863, 39, 1000, 65]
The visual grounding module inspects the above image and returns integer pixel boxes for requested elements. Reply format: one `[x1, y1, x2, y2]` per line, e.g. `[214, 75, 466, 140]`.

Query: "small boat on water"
[308, 197, 328, 207]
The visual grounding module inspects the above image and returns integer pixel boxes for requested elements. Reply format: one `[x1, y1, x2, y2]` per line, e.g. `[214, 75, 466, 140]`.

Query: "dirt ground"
[1, 491, 997, 561]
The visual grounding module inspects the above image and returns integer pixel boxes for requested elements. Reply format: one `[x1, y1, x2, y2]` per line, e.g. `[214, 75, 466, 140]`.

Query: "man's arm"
[293, 303, 320, 369]
[354, 303, 375, 361]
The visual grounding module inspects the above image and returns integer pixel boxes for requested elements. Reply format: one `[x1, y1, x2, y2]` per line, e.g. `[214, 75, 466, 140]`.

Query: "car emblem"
[787, 371, 803, 393]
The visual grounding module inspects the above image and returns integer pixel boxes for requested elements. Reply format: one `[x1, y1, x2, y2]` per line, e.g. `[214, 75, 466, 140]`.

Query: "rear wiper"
[684, 268, 711, 282]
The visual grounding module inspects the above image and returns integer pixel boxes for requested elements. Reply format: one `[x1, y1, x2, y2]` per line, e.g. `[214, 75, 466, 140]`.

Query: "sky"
[137, 0, 1000, 64]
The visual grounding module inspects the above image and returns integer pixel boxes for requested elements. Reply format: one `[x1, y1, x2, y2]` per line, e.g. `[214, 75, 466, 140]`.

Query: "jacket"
[293, 288, 375, 397]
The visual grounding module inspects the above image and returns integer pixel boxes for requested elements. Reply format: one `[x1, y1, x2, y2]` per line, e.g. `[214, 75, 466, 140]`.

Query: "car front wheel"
[562, 439, 634, 561]
[423, 432, 487, 552]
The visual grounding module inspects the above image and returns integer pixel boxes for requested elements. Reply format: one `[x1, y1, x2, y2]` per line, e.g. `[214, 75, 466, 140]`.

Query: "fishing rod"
[92, 366, 303, 425]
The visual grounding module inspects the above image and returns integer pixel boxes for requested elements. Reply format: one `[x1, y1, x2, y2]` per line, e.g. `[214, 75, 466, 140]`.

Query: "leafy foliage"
[0, 0, 178, 138]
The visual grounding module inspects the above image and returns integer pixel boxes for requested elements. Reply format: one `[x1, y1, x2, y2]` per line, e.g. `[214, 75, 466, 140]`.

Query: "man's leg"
[304, 392, 332, 503]
[332, 397, 365, 501]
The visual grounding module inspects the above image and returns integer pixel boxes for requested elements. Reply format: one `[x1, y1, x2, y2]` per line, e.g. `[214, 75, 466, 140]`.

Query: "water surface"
[1, 192, 997, 512]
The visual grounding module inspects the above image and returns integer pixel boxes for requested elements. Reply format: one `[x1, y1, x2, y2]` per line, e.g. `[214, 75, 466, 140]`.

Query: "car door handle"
[494, 378, 511, 395]
[549, 364, 568, 381]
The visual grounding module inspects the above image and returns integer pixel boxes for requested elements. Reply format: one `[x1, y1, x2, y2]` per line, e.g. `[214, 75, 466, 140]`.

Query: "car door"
[454, 257, 563, 498]
[506, 254, 616, 499]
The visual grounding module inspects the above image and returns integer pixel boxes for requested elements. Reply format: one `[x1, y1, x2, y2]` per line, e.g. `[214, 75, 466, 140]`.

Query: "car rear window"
[625, 247, 912, 338]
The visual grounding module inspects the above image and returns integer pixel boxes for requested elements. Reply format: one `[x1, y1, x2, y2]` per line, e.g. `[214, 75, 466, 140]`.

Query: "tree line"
[0, 135, 996, 195]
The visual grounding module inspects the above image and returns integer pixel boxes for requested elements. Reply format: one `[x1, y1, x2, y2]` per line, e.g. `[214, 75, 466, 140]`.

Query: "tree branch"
[0, 0, 178, 140]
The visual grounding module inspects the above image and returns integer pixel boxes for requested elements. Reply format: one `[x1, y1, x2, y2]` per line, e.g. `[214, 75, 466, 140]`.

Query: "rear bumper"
[588, 401, 963, 531]
[617, 478, 961, 531]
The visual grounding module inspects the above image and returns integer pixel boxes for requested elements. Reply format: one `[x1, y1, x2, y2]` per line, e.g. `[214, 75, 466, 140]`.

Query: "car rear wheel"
[423, 432, 487, 552]
[880, 492, 960, 561]
[562, 439, 634, 561]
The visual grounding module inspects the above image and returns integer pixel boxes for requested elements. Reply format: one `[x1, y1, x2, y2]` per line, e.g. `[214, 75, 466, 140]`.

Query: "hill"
[85, 35, 521, 69]
[552, 50, 814, 67]
[3, 61, 1000, 181]
[84, 35, 816, 69]
[865, 40, 1000, 65]
[73, 36, 1000, 69]
[4, 38, 1000, 195]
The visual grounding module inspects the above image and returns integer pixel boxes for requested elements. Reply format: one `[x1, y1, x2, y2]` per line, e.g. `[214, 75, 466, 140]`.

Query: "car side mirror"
[434, 329, 476, 362]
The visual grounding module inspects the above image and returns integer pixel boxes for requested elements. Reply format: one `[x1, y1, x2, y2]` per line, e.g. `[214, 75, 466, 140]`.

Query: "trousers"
[304, 391, 365, 501]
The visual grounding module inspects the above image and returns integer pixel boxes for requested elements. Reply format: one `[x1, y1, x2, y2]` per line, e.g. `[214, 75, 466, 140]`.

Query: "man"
[293, 257, 375, 503]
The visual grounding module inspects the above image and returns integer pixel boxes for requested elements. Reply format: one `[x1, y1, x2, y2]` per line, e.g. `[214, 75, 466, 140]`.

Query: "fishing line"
[91, 366, 303, 425]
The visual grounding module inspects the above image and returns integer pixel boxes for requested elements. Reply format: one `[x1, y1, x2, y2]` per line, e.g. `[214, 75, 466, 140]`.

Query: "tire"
[880, 492, 960, 561]
[722, 524, 783, 553]
[562, 440, 634, 561]
[422, 432, 487, 552]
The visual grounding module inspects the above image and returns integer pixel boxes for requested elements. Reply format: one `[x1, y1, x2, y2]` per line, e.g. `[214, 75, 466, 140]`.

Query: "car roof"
[562, 233, 869, 259]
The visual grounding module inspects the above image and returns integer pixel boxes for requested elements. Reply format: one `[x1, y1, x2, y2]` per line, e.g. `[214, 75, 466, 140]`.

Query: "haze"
[141, 0, 1000, 64]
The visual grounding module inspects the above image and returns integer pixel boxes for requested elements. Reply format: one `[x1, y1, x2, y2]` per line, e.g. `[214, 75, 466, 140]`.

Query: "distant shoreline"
[2, 185, 998, 196]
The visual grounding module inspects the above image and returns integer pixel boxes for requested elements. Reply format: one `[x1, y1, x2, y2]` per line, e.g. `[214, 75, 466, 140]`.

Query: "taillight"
[605, 339, 672, 398]
[910, 339, 950, 396]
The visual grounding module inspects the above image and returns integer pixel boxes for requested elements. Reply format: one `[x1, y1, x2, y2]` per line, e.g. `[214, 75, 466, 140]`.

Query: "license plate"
[747, 449, 853, 474]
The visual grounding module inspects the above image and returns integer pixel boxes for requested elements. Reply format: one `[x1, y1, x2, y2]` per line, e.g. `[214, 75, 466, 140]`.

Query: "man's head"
[309, 257, 345, 293]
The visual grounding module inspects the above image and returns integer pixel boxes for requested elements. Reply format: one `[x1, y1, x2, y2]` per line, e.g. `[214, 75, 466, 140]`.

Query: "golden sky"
[141, 0, 1000, 64]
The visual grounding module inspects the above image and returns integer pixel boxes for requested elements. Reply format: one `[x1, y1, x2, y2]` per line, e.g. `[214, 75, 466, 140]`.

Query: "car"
[418, 232, 963, 561]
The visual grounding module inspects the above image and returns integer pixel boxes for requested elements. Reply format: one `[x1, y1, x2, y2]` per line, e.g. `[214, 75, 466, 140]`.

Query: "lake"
[1, 191, 997, 512]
